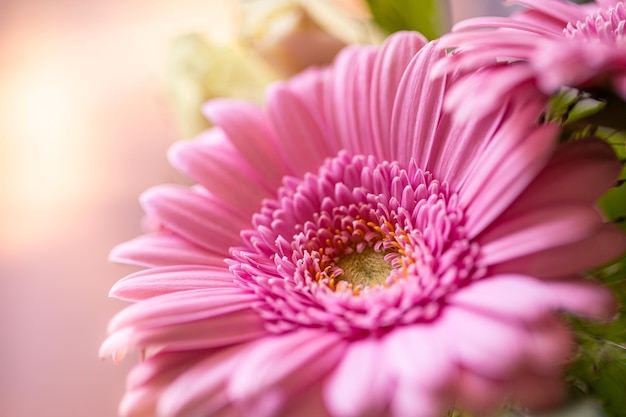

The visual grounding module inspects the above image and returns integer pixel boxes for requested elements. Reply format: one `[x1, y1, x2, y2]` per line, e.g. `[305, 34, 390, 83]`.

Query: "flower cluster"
[436, 0, 626, 120]
[103, 2, 626, 417]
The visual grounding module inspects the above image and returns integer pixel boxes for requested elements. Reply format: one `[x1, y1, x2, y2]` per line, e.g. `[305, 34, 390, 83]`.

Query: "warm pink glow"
[0, 2, 235, 417]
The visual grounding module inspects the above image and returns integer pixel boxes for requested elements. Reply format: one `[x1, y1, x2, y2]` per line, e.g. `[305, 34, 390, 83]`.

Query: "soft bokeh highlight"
[0, 1, 235, 417]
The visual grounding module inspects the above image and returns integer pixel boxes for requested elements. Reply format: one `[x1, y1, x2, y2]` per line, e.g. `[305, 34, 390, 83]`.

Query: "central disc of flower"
[335, 248, 392, 288]
[231, 152, 482, 334]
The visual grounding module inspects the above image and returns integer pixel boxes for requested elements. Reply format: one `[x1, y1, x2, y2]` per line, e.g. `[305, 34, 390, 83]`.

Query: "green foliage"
[599, 137, 626, 231]
[524, 85, 626, 417]
[566, 252, 626, 417]
[364, 0, 448, 40]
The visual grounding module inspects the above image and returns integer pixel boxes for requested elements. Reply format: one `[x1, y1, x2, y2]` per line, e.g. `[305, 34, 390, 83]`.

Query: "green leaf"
[566, 251, 626, 417]
[364, 0, 449, 39]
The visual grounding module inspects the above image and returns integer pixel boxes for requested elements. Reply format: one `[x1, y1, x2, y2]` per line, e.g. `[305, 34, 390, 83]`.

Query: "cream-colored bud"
[165, 33, 279, 138]
[239, 0, 384, 77]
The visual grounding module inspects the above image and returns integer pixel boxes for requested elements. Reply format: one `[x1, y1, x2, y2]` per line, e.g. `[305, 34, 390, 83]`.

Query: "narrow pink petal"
[339, 48, 378, 155]
[439, 30, 546, 52]
[503, 138, 622, 217]
[478, 204, 602, 266]
[118, 387, 160, 417]
[490, 223, 626, 279]
[158, 344, 248, 417]
[120, 349, 223, 417]
[390, 382, 445, 417]
[371, 31, 427, 160]
[168, 129, 273, 215]
[140, 185, 247, 256]
[508, 0, 587, 24]
[543, 278, 617, 320]
[108, 288, 258, 331]
[279, 381, 331, 417]
[443, 65, 537, 124]
[99, 327, 132, 363]
[448, 274, 555, 321]
[323, 338, 391, 417]
[431, 101, 506, 188]
[125, 349, 211, 390]
[450, 16, 561, 37]
[203, 99, 291, 187]
[391, 41, 447, 169]
[324, 45, 378, 156]
[461, 121, 559, 238]
[382, 324, 454, 389]
[133, 307, 267, 351]
[437, 306, 528, 378]
[383, 325, 457, 417]
[109, 265, 237, 301]
[524, 315, 574, 373]
[450, 73, 545, 196]
[514, 8, 572, 33]
[436, 43, 534, 76]
[110, 233, 225, 268]
[455, 370, 506, 416]
[266, 82, 333, 177]
[510, 371, 566, 412]
[229, 329, 347, 417]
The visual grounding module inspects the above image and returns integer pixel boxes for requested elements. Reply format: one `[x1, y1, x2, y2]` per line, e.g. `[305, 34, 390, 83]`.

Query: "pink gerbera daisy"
[436, 0, 626, 120]
[102, 32, 626, 417]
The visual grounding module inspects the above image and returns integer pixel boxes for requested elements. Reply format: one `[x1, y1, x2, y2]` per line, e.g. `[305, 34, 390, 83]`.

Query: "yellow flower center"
[335, 247, 392, 288]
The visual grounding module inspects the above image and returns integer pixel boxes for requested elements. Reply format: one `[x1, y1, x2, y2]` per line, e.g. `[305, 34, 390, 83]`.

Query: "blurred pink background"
[0, 1, 235, 417]
[0, 1, 514, 417]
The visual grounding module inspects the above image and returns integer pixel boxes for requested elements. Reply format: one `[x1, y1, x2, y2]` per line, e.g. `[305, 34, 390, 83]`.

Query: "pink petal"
[490, 223, 626, 279]
[140, 185, 247, 256]
[110, 233, 225, 268]
[371, 31, 427, 160]
[478, 204, 602, 266]
[158, 344, 248, 417]
[323, 338, 391, 417]
[99, 327, 132, 363]
[168, 129, 273, 215]
[509, 371, 566, 412]
[229, 329, 347, 417]
[125, 349, 211, 390]
[509, 0, 587, 23]
[455, 370, 506, 416]
[437, 306, 528, 378]
[104, 290, 267, 352]
[391, 41, 447, 169]
[203, 99, 290, 187]
[443, 65, 537, 123]
[109, 265, 237, 301]
[448, 274, 555, 322]
[382, 325, 457, 417]
[324, 45, 378, 156]
[543, 278, 617, 320]
[524, 315, 574, 373]
[118, 387, 160, 417]
[461, 112, 559, 237]
[503, 138, 622, 217]
[390, 382, 445, 417]
[430, 96, 509, 188]
[108, 288, 258, 331]
[450, 16, 561, 37]
[132, 307, 267, 351]
[439, 30, 544, 55]
[266, 81, 333, 177]
[382, 324, 455, 389]
[279, 381, 331, 417]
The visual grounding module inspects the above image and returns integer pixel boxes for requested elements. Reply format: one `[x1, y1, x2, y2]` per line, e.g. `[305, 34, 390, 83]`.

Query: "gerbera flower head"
[436, 0, 626, 120]
[102, 31, 626, 417]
